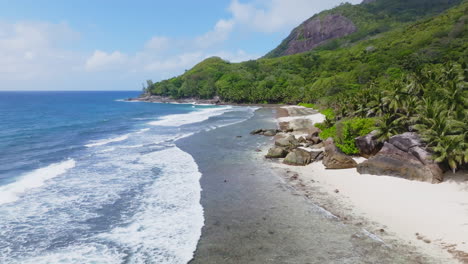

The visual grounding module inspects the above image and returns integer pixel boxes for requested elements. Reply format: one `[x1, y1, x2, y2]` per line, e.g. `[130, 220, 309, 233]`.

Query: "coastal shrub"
[320, 108, 335, 121]
[318, 125, 336, 141]
[319, 118, 376, 155]
[335, 118, 376, 155]
[298, 103, 317, 108]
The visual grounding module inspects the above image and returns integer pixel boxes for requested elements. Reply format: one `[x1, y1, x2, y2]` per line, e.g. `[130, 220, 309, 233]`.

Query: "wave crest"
[0, 159, 76, 205]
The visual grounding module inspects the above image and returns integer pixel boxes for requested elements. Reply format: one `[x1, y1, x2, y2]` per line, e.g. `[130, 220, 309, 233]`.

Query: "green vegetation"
[298, 103, 316, 108]
[145, 0, 468, 170]
[148, 1, 467, 104]
[332, 62, 467, 170]
[318, 118, 376, 155]
[265, 0, 463, 58]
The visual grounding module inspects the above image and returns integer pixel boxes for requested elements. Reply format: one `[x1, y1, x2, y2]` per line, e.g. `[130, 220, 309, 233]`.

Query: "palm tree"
[375, 114, 403, 142]
[432, 134, 467, 173]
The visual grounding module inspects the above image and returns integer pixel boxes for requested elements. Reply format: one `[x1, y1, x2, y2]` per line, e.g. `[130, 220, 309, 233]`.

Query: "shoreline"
[179, 107, 447, 263]
[268, 105, 468, 263]
[126, 95, 286, 107]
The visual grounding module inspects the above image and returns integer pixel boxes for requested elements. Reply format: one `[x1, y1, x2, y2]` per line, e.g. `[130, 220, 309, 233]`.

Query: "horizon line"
[0, 90, 141, 92]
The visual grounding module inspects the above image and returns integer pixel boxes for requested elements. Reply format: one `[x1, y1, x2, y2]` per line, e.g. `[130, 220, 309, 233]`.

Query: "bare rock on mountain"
[273, 14, 357, 57]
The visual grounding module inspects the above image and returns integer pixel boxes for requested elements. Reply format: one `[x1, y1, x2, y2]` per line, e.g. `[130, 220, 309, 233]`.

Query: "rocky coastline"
[250, 105, 468, 263]
[127, 95, 223, 105]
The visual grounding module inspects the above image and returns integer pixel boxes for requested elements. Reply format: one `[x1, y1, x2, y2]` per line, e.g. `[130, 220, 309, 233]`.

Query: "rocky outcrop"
[322, 138, 358, 169]
[283, 148, 323, 166]
[275, 135, 300, 150]
[265, 147, 289, 159]
[250, 129, 280, 136]
[355, 130, 383, 158]
[128, 95, 221, 104]
[284, 149, 313, 166]
[357, 133, 444, 183]
[266, 14, 357, 57]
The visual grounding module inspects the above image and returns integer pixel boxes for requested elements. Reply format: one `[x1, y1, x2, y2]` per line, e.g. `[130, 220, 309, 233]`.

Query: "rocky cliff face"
[265, 14, 357, 58]
[283, 14, 357, 56]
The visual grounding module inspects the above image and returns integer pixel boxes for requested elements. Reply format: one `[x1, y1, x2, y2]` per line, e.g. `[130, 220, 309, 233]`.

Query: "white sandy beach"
[271, 106, 468, 263]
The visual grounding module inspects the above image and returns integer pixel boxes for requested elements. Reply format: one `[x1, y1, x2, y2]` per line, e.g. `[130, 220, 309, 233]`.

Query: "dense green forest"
[145, 0, 467, 170]
[147, 0, 467, 104]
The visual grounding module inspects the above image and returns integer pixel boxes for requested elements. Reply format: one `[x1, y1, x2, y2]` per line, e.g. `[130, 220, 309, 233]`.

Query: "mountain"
[145, 0, 467, 171]
[264, 0, 463, 58]
[146, 0, 467, 104]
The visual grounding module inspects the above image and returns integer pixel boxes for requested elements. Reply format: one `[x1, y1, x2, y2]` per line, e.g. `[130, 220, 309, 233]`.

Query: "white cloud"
[85, 50, 127, 71]
[144, 36, 170, 51]
[0, 21, 80, 80]
[228, 0, 362, 33]
[195, 19, 235, 48]
[144, 52, 204, 72]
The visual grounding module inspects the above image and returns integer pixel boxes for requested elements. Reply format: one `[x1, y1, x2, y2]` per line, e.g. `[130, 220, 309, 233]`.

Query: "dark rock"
[355, 130, 383, 158]
[275, 135, 300, 150]
[283, 128, 294, 133]
[263, 129, 277, 137]
[388, 133, 421, 152]
[315, 152, 325, 161]
[357, 142, 443, 183]
[265, 147, 289, 159]
[283, 149, 313, 166]
[308, 149, 324, 161]
[310, 136, 322, 145]
[250, 129, 265, 135]
[307, 127, 322, 138]
[322, 138, 357, 169]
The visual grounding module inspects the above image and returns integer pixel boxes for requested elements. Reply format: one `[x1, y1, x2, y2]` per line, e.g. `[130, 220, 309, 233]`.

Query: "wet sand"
[177, 108, 437, 264]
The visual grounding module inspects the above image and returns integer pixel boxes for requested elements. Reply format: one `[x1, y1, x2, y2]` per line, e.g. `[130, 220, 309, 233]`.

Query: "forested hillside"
[147, 0, 466, 104]
[145, 0, 467, 171]
[265, 0, 463, 58]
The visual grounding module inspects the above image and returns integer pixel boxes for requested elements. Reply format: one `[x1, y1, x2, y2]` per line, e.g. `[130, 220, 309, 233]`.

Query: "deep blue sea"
[0, 91, 255, 263]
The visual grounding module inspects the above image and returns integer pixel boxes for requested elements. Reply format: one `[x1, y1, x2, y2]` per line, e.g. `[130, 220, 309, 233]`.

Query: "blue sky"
[0, 0, 361, 91]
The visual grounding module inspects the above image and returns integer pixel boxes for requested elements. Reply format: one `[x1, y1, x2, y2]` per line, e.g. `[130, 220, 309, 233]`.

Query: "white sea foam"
[2, 147, 204, 264]
[85, 135, 129, 147]
[16, 244, 125, 264]
[148, 106, 233, 127]
[115, 99, 141, 103]
[99, 147, 204, 264]
[0, 106, 259, 263]
[136, 128, 150, 133]
[0, 159, 76, 205]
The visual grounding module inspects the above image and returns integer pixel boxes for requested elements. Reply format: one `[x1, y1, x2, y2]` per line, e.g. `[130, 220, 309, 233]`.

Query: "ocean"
[0, 91, 256, 263]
